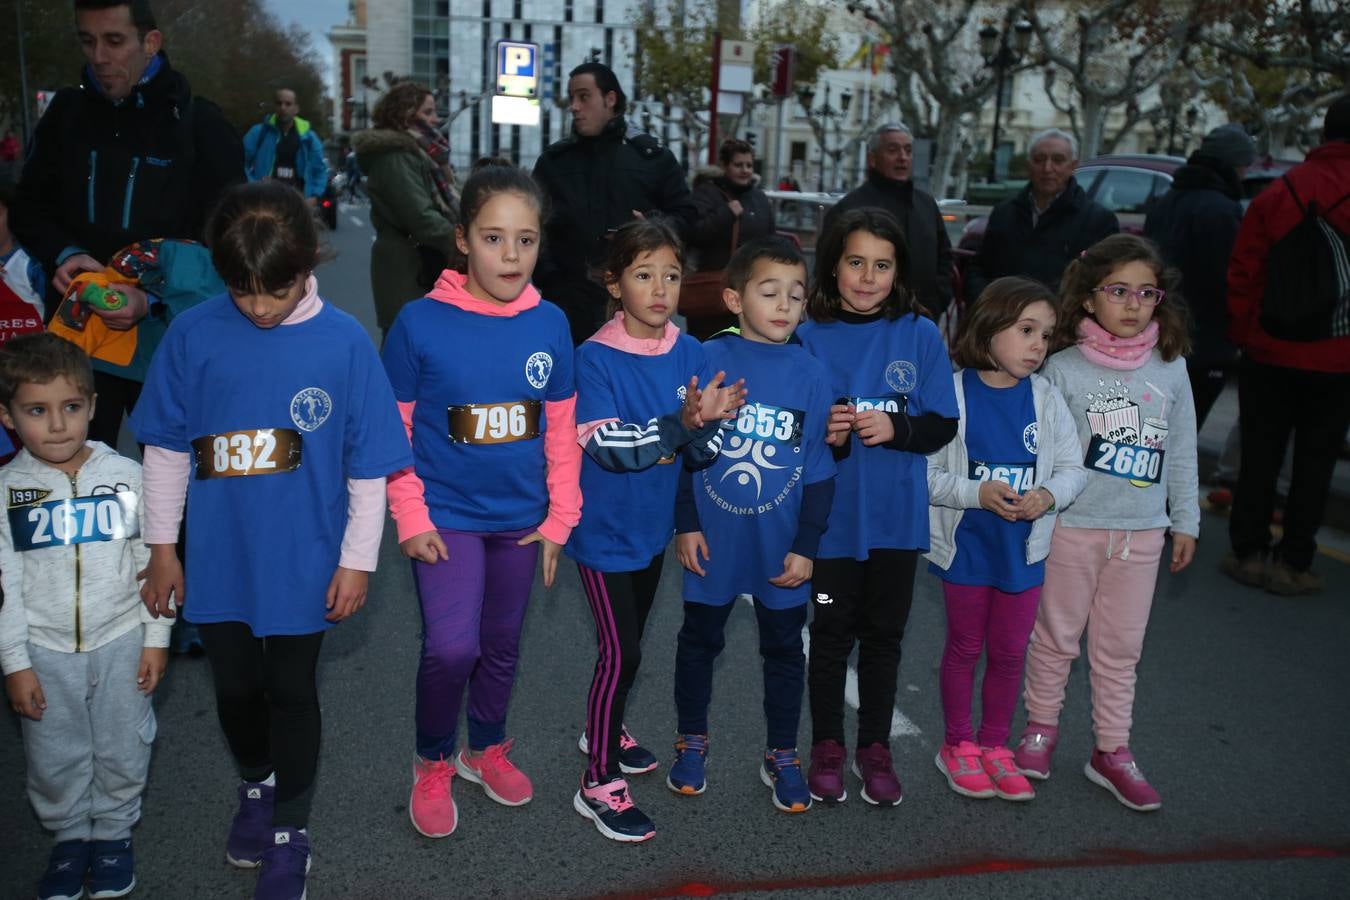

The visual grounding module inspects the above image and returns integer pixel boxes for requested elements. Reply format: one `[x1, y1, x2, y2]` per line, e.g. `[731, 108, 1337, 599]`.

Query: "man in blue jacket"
[243, 88, 329, 205]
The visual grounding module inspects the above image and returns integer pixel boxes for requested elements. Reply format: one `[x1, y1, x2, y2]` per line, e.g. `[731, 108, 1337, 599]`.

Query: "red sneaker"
[1085, 746, 1162, 812]
[409, 756, 457, 837]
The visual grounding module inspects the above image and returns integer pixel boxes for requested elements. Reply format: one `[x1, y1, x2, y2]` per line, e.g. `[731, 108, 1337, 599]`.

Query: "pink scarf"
[1076, 317, 1159, 370]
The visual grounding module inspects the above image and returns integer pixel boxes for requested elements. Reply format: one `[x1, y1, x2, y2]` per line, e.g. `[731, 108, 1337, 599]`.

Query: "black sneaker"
[577, 725, 659, 774]
[38, 840, 91, 900]
[88, 839, 135, 899]
[573, 776, 656, 842]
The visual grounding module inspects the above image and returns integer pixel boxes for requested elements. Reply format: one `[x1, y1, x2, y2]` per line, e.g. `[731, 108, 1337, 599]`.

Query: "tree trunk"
[1079, 99, 1108, 160]
[929, 112, 962, 199]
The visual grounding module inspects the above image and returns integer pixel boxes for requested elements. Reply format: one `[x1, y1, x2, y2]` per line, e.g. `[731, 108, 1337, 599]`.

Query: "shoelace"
[618, 727, 640, 751]
[416, 760, 453, 800]
[476, 739, 516, 775]
[594, 781, 634, 812]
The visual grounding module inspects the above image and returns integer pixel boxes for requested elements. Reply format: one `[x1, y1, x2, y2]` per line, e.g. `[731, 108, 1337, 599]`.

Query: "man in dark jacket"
[965, 128, 1118, 305]
[1144, 123, 1255, 427]
[12, 0, 244, 444]
[533, 62, 698, 344]
[822, 124, 953, 316]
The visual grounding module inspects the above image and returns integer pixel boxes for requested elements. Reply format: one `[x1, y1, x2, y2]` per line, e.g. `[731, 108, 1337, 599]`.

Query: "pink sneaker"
[935, 741, 995, 799]
[410, 756, 457, 837]
[1014, 722, 1058, 780]
[457, 739, 533, 806]
[1085, 746, 1162, 812]
[980, 745, 1035, 801]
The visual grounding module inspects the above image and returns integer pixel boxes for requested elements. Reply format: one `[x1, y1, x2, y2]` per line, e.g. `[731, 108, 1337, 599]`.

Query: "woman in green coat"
[352, 82, 459, 337]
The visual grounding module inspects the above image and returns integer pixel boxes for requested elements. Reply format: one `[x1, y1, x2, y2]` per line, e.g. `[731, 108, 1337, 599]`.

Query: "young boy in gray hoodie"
[0, 333, 167, 900]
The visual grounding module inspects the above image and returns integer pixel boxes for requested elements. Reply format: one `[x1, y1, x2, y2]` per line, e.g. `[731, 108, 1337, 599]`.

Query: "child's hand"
[978, 481, 1021, 522]
[517, 530, 563, 588]
[325, 567, 369, 622]
[676, 531, 710, 576]
[1170, 533, 1197, 573]
[825, 403, 855, 446]
[683, 372, 747, 430]
[5, 669, 46, 720]
[400, 530, 449, 564]
[139, 545, 184, 619]
[137, 647, 168, 695]
[769, 552, 813, 588]
[1013, 487, 1055, 521]
[853, 409, 895, 446]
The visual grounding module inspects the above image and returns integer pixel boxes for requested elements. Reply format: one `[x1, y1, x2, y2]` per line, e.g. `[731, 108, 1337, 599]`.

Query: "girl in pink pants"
[1017, 235, 1200, 812]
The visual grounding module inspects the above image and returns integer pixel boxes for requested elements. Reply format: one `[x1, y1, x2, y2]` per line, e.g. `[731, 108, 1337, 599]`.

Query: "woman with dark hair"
[352, 82, 461, 337]
[684, 139, 777, 340]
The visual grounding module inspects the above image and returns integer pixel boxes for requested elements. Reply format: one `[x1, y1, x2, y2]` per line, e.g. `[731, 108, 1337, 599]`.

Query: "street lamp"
[798, 83, 853, 192]
[978, 11, 1033, 183]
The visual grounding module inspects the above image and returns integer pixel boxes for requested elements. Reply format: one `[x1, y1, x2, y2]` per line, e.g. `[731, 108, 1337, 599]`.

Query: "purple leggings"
[939, 581, 1041, 747]
[413, 527, 537, 760]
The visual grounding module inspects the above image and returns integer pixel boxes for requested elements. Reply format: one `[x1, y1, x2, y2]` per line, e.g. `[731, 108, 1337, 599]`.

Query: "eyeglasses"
[1094, 284, 1165, 306]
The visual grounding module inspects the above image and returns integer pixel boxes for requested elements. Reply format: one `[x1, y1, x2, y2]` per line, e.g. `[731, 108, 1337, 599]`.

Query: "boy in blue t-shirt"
[670, 237, 836, 813]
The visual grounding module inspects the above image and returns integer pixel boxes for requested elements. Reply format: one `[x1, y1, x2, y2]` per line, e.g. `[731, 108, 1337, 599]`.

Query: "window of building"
[564, 0, 573, 23]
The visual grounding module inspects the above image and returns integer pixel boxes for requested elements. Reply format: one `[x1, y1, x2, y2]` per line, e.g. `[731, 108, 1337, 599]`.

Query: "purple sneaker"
[1014, 723, 1058, 781]
[807, 740, 847, 803]
[254, 828, 310, 900]
[1085, 746, 1162, 812]
[852, 742, 902, 806]
[226, 780, 275, 868]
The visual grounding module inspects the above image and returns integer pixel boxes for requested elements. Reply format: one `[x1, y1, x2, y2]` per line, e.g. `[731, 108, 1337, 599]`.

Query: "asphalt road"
[2, 206, 1348, 899]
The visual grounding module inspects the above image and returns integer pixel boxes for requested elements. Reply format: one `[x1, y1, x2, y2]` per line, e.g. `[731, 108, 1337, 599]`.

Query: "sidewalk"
[1197, 382, 1350, 533]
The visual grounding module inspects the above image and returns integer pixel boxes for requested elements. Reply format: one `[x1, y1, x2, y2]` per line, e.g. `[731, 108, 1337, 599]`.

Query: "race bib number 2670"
[8, 492, 139, 551]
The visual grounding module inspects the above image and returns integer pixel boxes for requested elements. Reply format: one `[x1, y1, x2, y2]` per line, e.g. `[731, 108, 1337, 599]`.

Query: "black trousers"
[808, 550, 918, 748]
[674, 599, 807, 750]
[577, 555, 664, 783]
[198, 622, 326, 828]
[89, 370, 142, 448]
[1230, 359, 1350, 571]
[1187, 362, 1229, 432]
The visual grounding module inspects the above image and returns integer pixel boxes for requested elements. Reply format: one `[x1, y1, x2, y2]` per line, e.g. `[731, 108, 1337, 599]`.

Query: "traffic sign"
[496, 41, 540, 98]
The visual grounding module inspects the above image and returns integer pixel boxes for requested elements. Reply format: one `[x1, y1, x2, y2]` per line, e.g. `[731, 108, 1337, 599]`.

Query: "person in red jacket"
[1222, 95, 1350, 596]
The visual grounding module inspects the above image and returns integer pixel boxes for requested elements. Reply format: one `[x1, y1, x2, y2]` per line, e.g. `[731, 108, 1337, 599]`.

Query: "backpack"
[1259, 175, 1350, 341]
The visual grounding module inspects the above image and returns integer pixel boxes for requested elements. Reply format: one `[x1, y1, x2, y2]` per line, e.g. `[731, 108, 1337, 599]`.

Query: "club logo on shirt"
[8, 487, 52, 508]
[290, 387, 333, 432]
[884, 360, 917, 394]
[525, 351, 553, 389]
[1023, 422, 1039, 455]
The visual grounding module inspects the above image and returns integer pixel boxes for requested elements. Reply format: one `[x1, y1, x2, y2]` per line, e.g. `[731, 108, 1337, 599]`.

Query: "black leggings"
[198, 622, 325, 829]
[808, 550, 918, 748]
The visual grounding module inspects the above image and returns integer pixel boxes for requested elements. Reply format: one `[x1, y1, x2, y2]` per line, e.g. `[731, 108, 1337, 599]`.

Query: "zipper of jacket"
[122, 157, 141, 229]
[87, 150, 98, 224]
[69, 471, 83, 651]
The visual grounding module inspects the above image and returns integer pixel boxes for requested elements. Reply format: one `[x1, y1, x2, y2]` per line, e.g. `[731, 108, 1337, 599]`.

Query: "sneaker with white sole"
[409, 756, 457, 838]
[1084, 746, 1162, 812]
[934, 741, 995, 799]
[254, 828, 310, 900]
[578, 724, 659, 774]
[1013, 723, 1058, 781]
[456, 739, 532, 806]
[760, 748, 812, 813]
[980, 745, 1035, 801]
[573, 776, 655, 842]
[666, 734, 709, 795]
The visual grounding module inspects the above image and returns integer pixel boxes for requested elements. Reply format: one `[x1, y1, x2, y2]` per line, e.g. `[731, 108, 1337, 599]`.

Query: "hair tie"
[1079, 250, 1088, 259]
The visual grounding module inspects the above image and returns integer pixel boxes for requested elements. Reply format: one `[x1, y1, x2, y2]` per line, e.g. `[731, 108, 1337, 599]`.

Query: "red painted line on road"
[592, 843, 1350, 899]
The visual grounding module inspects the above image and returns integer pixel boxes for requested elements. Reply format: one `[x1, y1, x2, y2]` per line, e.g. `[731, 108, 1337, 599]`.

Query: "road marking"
[348, 216, 364, 227]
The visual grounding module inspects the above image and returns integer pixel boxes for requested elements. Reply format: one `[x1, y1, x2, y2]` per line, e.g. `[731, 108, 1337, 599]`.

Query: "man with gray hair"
[822, 124, 953, 315]
[965, 127, 1117, 304]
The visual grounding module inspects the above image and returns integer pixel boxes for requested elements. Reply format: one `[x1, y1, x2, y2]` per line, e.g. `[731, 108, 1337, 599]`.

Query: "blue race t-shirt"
[566, 334, 708, 572]
[382, 297, 574, 532]
[797, 312, 957, 559]
[684, 335, 835, 609]
[934, 368, 1042, 593]
[130, 294, 412, 635]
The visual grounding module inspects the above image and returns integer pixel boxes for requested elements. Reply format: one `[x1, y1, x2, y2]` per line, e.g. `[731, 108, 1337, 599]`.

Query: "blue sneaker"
[88, 838, 135, 898]
[573, 776, 656, 842]
[254, 828, 310, 900]
[760, 748, 812, 813]
[577, 725, 658, 775]
[38, 840, 91, 900]
[666, 734, 709, 795]
[226, 780, 275, 868]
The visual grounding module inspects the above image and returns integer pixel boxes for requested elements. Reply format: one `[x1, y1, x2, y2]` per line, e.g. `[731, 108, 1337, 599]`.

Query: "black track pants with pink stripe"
[577, 555, 665, 784]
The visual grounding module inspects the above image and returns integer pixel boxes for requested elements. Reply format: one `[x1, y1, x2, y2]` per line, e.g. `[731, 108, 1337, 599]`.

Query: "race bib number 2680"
[8, 492, 139, 551]
[1086, 435, 1163, 484]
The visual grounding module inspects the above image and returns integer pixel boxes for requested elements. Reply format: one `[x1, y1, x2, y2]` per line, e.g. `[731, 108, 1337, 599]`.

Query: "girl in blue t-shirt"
[381, 163, 581, 838]
[796, 208, 959, 806]
[135, 182, 412, 899]
[925, 276, 1086, 803]
[568, 220, 745, 843]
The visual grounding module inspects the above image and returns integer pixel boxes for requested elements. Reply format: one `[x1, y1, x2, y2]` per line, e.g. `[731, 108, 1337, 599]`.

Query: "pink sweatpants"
[1022, 524, 1165, 751]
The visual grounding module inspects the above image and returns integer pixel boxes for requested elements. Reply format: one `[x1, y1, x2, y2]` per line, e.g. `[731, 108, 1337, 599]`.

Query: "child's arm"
[1164, 372, 1201, 572]
[674, 465, 709, 576]
[926, 447, 981, 511]
[516, 394, 585, 589]
[385, 400, 446, 564]
[0, 505, 44, 719]
[323, 476, 384, 623]
[1016, 390, 1088, 521]
[863, 410, 958, 453]
[140, 445, 188, 619]
[769, 477, 837, 588]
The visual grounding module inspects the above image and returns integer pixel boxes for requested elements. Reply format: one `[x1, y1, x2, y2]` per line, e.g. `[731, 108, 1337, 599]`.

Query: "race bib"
[968, 460, 1037, 493]
[851, 394, 907, 414]
[9, 492, 139, 551]
[729, 402, 804, 449]
[191, 428, 303, 479]
[448, 400, 541, 445]
[1085, 435, 1164, 485]
[274, 166, 296, 180]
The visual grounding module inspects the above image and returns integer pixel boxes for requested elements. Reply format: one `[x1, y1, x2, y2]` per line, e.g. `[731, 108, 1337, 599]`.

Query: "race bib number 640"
[9, 492, 140, 550]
